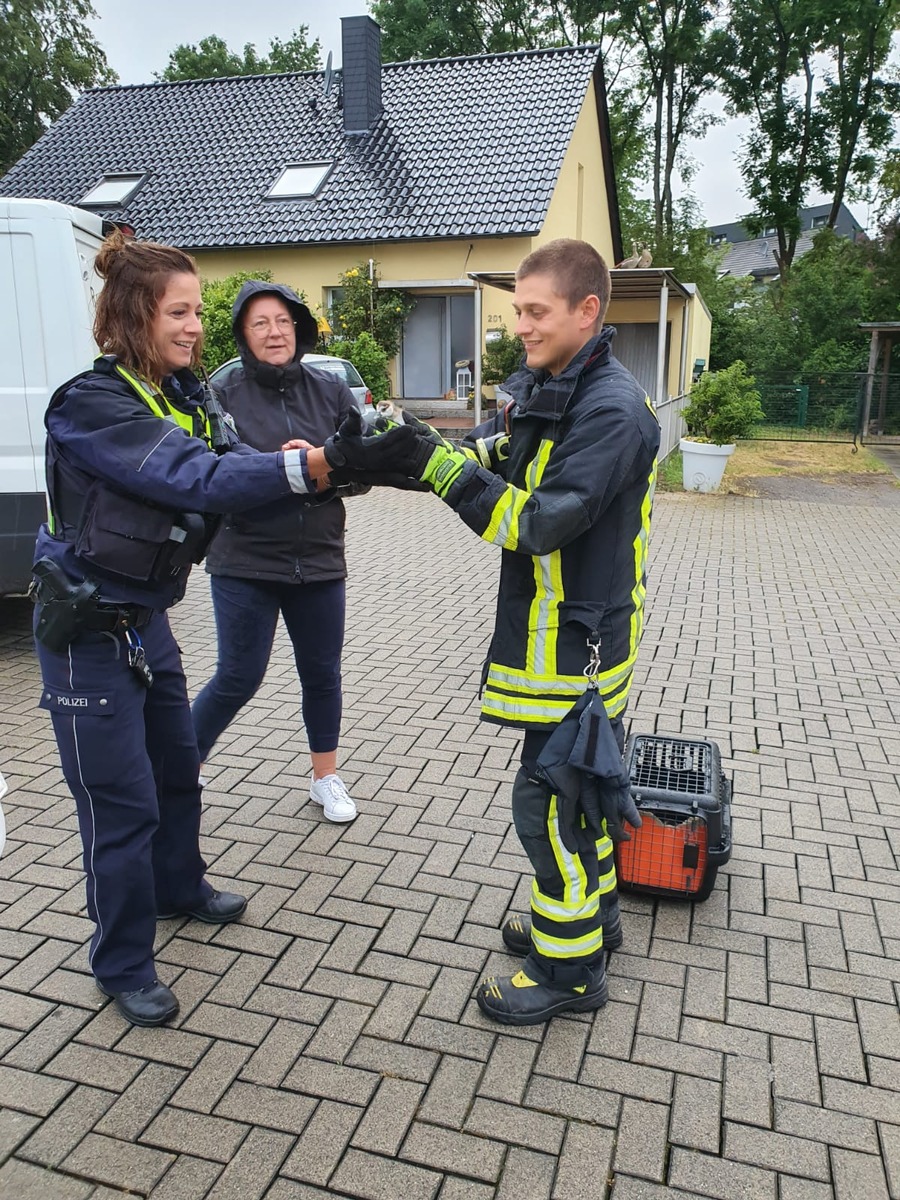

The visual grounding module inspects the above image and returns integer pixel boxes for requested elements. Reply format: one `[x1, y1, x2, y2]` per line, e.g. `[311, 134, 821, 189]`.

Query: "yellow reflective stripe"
[482, 675, 632, 724]
[482, 692, 579, 723]
[531, 879, 600, 921]
[628, 457, 657, 669]
[530, 924, 606, 959]
[527, 549, 562, 675]
[547, 793, 588, 908]
[460, 446, 479, 463]
[487, 659, 634, 694]
[483, 489, 513, 545]
[524, 439, 560, 675]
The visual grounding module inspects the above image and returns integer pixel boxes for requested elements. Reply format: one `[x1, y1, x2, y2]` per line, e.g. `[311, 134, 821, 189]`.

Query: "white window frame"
[80, 173, 145, 206]
[267, 163, 333, 199]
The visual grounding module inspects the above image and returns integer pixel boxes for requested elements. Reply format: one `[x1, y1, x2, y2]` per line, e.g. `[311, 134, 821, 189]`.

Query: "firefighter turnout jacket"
[445, 327, 661, 728]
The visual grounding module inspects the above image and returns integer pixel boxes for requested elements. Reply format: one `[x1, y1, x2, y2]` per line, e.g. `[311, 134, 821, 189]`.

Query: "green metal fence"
[749, 373, 865, 443]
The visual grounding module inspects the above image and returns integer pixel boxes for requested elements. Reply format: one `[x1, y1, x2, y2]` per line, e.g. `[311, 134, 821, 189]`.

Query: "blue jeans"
[192, 575, 346, 761]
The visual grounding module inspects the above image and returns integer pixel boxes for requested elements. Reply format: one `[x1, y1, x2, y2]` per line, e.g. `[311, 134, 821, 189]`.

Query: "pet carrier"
[615, 734, 732, 901]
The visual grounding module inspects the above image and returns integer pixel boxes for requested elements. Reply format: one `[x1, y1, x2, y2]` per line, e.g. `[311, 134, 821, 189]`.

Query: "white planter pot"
[680, 438, 735, 493]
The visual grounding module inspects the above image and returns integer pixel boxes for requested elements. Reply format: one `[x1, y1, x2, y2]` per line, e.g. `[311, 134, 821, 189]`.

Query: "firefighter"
[350, 239, 660, 1024]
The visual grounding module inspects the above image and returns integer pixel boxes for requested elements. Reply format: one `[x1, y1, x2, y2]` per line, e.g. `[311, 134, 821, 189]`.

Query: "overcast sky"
[88, 0, 835, 230]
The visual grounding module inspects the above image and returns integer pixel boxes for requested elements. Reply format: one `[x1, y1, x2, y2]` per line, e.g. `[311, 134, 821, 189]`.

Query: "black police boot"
[476, 959, 608, 1026]
[157, 889, 248, 924]
[501, 901, 624, 958]
[96, 979, 179, 1027]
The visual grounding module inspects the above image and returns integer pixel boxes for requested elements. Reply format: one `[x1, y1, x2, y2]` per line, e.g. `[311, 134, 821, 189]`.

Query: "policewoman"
[31, 231, 414, 1027]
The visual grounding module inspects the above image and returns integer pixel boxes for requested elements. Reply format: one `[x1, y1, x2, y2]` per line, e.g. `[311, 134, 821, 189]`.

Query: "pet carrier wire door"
[616, 734, 733, 901]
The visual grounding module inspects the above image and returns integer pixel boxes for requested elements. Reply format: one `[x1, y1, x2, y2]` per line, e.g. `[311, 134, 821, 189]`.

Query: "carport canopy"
[859, 322, 900, 436]
[467, 267, 692, 423]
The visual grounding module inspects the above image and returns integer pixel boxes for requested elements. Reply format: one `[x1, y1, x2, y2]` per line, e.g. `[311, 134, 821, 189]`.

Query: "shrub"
[483, 326, 524, 385]
[329, 333, 390, 404]
[200, 269, 282, 371]
[329, 262, 413, 360]
[681, 360, 765, 444]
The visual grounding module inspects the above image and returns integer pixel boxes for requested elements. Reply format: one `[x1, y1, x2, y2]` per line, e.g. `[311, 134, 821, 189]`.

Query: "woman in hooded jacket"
[191, 281, 362, 823]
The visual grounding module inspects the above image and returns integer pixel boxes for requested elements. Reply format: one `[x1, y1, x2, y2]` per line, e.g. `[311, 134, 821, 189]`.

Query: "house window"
[267, 163, 332, 198]
[762, 225, 777, 237]
[708, 233, 726, 245]
[80, 174, 145, 206]
[811, 214, 828, 228]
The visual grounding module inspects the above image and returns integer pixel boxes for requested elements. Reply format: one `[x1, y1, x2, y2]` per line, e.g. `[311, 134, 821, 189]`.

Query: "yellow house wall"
[685, 290, 712, 389]
[605, 288, 712, 400]
[194, 238, 533, 388]
[536, 79, 615, 263]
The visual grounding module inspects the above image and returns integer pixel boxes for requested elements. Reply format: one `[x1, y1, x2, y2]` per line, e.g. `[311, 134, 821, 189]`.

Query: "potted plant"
[679, 360, 764, 492]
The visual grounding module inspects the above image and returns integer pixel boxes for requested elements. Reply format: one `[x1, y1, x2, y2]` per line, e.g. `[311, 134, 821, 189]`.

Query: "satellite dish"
[323, 51, 334, 97]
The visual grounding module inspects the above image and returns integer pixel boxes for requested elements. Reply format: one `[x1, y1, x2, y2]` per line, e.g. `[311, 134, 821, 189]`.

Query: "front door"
[402, 297, 446, 398]
[400, 293, 475, 399]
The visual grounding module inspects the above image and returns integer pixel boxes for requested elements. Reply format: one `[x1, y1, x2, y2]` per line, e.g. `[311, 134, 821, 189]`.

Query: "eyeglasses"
[248, 316, 295, 335]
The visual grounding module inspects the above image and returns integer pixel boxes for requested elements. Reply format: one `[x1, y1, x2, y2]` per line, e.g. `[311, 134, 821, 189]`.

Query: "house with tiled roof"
[1, 16, 710, 407]
[707, 203, 866, 282]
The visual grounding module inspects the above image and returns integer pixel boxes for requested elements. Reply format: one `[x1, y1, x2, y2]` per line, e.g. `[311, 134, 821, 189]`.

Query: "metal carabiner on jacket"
[583, 636, 603, 688]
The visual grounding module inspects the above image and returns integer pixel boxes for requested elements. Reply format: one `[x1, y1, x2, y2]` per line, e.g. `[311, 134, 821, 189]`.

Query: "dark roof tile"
[0, 46, 599, 247]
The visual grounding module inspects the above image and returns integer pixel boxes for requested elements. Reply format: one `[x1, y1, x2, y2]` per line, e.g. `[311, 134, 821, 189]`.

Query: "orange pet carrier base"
[615, 734, 732, 902]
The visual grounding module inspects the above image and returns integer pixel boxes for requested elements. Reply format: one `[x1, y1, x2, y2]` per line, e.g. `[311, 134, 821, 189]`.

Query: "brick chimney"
[341, 16, 383, 134]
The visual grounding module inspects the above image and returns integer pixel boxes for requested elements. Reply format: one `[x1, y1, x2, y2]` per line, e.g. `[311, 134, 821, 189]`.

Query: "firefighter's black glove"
[579, 776, 642, 846]
[391, 411, 455, 450]
[323, 406, 418, 473]
[327, 464, 430, 492]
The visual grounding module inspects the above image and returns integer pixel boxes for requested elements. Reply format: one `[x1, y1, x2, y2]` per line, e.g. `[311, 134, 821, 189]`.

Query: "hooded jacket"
[205, 281, 355, 584]
[446, 327, 661, 730]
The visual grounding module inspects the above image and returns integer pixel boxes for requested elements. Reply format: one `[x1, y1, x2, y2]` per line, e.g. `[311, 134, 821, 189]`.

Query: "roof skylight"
[80, 174, 145, 205]
[267, 163, 332, 199]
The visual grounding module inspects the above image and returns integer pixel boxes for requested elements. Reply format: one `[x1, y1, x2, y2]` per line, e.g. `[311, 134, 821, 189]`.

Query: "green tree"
[328, 262, 413, 360]
[616, 0, 725, 253]
[158, 26, 320, 81]
[0, 0, 116, 174]
[721, 0, 900, 278]
[720, 0, 825, 279]
[200, 269, 275, 372]
[719, 230, 875, 378]
[814, 0, 900, 227]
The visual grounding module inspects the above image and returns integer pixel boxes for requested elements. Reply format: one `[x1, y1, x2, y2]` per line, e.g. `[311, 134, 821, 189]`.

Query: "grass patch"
[658, 440, 892, 495]
[723, 440, 889, 494]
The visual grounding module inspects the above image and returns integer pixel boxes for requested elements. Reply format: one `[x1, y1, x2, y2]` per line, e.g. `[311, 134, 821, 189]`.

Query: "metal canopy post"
[862, 328, 880, 436]
[473, 282, 483, 427]
[655, 281, 669, 407]
[678, 297, 689, 395]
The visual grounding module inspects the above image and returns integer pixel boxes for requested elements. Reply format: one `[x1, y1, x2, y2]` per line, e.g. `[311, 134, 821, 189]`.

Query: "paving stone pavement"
[0, 482, 898, 1200]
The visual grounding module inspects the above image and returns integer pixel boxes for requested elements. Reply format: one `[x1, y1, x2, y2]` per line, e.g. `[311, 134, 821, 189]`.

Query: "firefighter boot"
[476, 958, 608, 1026]
[501, 898, 623, 959]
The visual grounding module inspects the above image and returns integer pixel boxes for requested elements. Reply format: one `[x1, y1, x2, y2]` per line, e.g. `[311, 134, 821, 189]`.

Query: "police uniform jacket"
[445, 326, 661, 730]
[205, 280, 355, 585]
[34, 357, 297, 611]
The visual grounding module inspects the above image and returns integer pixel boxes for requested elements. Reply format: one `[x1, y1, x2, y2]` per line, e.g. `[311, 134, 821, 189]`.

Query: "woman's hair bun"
[94, 227, 132, 280]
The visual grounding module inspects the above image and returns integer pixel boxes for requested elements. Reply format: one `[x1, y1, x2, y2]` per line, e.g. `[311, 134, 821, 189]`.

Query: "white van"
[0, 198, 105, 595]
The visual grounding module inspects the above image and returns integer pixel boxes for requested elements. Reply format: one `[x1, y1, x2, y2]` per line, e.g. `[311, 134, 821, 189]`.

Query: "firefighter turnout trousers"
[515, 722, 623, 984]
[36, 612, 211, 991]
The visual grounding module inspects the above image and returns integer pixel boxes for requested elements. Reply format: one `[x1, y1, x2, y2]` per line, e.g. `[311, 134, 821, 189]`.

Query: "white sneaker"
[198, 774, 209, 788]
[309, 774, 358, 824]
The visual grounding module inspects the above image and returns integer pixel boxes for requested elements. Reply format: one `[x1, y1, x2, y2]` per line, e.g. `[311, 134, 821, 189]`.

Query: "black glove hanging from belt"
[535, 642, 642, 853]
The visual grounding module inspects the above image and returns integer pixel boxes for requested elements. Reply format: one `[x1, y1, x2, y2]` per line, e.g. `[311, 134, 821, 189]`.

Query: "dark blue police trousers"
[37, 612, 211, 991]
